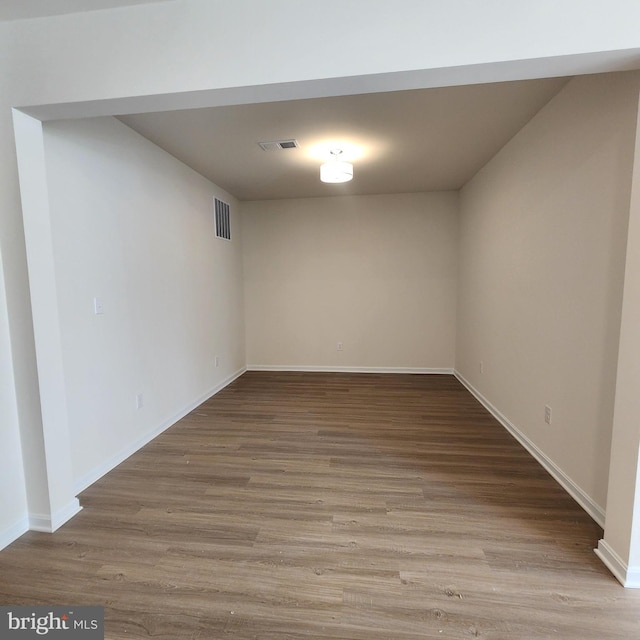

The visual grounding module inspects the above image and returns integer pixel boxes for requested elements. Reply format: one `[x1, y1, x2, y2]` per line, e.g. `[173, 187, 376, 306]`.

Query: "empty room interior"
[3, 1, 640, 638]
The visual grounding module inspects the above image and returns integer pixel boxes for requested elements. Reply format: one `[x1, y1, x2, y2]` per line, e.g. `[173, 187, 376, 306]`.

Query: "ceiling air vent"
[258, 139, 299, 152]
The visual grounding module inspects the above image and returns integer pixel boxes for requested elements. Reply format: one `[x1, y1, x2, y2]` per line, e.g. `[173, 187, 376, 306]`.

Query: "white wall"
[243, 193, 457, 371]
[42, 116, 245, 489]
[7, 0, 640, 115]
[0, 261, 29, 545]
[456, 72, 640, 518]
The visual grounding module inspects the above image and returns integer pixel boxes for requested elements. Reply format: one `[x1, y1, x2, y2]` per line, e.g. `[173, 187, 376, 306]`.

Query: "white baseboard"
[29, 498, 82, 533]
[595, 539, 640, 588]
[73, 367, 246, 494]
[454, 370, 606, 528]
[247, 365, 454, 375]
[0, 515, 29, 551]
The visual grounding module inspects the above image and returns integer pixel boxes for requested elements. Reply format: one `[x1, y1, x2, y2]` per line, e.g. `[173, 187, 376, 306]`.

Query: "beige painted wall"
[243, 193, 458, 370]
[456, 72, 640, 512]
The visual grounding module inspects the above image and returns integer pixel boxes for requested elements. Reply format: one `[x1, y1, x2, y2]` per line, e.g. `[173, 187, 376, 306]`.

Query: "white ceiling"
[0, 0, 172, 21]
[119, 77, 569, 201]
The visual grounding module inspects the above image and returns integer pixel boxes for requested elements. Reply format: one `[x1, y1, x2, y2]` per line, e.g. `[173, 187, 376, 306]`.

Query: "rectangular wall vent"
[214, 198, 231, 240]
[258, 139, 299, 152]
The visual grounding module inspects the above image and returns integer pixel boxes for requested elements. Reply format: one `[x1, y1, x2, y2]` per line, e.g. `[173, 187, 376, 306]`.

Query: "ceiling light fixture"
[320, 149, 353, 183]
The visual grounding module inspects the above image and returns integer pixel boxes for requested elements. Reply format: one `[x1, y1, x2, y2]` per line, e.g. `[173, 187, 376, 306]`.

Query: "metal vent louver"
[258, 139, 299, 152]
[214, 198, 231, 241]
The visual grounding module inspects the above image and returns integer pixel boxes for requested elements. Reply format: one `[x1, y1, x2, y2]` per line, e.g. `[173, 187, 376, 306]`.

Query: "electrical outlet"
[479, 361, 484, 374]
[136, 393, 144, 410]
[215, 355, 219, 367]
[337, 342, 343, 351]
[93, 297, 104, 315]
[544, 405, 552, 425]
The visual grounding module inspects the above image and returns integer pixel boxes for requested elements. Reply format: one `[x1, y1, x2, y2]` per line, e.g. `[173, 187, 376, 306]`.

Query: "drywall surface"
[0, 260, 28, 546]
[456, 72, 640, 512]
[6, 0, 640, 113]
[600, 95, 640, 574]
[243, 192, 458, 370]
[42, 116, 245, 487]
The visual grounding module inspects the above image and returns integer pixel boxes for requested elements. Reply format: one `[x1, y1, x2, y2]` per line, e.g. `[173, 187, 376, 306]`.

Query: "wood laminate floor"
[1, 372, 639, 639]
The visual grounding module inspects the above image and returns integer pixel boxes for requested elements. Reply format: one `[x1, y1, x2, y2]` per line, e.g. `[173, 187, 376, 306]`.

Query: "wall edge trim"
[454, 369, 606, 528]
[29, 498, 82, 533]
[246, 365, 454, 374]
[73, 367, 247, 495]
[595, 539, 640, 588]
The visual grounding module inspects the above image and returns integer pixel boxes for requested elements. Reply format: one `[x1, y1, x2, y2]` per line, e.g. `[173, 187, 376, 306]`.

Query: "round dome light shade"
[320, 160, 353, 183]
